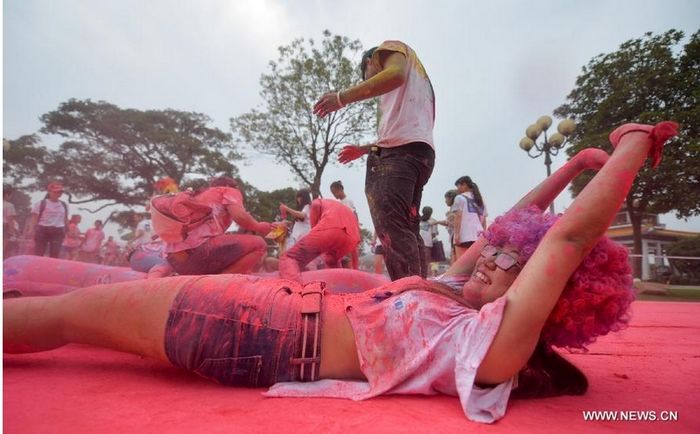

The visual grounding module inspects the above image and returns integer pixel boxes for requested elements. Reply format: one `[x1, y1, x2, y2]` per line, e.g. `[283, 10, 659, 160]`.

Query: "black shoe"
[511, 341, 588, 399]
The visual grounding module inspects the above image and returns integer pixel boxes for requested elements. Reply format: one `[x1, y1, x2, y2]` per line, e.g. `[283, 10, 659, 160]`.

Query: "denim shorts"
[164, 275, 324, 387]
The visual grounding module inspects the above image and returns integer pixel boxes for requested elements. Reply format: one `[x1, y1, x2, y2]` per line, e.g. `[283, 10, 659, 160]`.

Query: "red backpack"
[150, 192, 214, 243]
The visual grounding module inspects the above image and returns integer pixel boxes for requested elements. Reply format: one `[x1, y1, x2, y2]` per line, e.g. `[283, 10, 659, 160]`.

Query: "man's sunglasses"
[480, 245, 522, 272]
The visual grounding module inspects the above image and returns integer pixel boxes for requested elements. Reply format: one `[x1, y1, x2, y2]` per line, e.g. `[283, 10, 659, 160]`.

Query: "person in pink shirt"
[61, 214, 83, 260]
[158, 176, 274, 275]
[3, 123, 676, 423]
[278, 198, 361, 281]
[79, 220, 105, 263]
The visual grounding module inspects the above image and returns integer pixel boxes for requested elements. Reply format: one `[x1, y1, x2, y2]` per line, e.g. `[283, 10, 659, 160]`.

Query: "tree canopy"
[4, 99, 240, 223]
[554, 29, 700, 274]
[232, 30, 377, 197]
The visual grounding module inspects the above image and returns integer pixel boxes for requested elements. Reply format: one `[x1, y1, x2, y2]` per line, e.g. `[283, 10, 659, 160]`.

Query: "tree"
[232, 30, 377, 197]
[555, 29, 700, 277]
[3, 135, 48, 186]
[4, 99, 240, 225]
[239, 182, 297, 224]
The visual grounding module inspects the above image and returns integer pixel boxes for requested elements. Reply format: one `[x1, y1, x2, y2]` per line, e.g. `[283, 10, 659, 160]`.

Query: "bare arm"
[478, 126, 675, 384]
[339, 51, 407, 105]
[280, 204, 307, 221]
[25, 214, 38, 235]
[313, 51, 407, 117]
[227, 203, 271, 235]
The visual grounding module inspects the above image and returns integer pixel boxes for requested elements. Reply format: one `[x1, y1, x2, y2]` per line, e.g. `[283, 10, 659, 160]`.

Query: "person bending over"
[154, 176, 273, 275]
[278, 198, 361, 281]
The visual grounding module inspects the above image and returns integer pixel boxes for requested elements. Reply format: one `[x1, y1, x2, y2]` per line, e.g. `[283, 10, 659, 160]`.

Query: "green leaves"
[556, 29, 700, 219]
[231, 31, 377, 196]
[555, 29, 700, 276]
[5, 99, 239, 221]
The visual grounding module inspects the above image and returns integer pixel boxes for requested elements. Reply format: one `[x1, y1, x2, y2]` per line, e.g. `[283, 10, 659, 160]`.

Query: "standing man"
[330, 180, 359, 269]
[329, 180, 357, 215]
[313, 41, 435, 279]
[27, 182, 69, 258]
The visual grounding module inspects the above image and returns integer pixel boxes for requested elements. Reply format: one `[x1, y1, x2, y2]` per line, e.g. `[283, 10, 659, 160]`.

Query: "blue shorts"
[129, 245, 168, 272]
[164, 275, 324, 387]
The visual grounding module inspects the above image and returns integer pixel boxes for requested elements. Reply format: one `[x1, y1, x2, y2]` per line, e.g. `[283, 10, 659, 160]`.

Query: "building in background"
[606, 206, 699, 281]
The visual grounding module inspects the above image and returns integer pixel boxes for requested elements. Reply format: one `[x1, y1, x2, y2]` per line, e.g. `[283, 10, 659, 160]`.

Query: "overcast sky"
[3, 0, 700, 240]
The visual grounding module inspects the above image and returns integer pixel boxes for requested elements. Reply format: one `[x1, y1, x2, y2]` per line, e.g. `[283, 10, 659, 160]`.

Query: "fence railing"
[628, 254, 700, 284]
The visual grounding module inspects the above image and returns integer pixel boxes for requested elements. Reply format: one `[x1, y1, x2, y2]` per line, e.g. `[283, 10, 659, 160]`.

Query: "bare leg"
[3, 276, 195, 361]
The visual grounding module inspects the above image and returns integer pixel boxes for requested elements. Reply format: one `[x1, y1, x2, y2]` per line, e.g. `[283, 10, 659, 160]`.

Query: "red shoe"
[609, 121, 679, 168]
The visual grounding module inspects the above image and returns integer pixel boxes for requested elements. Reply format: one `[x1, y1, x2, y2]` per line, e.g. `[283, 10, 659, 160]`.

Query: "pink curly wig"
[484, 206, 635, 350]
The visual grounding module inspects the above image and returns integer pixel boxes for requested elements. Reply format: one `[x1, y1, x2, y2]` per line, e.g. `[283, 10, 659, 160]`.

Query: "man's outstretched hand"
[338, 145, 369, 164]
[313, 92, 343, 118]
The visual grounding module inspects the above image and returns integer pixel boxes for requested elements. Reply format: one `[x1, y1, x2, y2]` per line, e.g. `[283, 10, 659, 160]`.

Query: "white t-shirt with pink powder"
[265, 278, 514, 423]
[374, 41, 435, 150]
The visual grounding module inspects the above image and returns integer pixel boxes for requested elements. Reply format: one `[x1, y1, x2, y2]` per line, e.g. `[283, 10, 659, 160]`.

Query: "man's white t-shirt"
[31, 200, 66, 227]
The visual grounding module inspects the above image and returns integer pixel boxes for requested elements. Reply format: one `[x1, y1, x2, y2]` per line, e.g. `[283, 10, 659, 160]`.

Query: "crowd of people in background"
[3, 172, 489, 277]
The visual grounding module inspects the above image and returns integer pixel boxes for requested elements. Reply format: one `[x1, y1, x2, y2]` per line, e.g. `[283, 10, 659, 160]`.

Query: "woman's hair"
[421, 206, 433, 222]
[154, 177, 179, 194]
[484, 206, 635, 350]
[209, 176, 238, 189]
[360, 46, 378, 79]
[454, 176, 484, 208]
[296, 189, 312, 208]
[444, 189, 458, 206]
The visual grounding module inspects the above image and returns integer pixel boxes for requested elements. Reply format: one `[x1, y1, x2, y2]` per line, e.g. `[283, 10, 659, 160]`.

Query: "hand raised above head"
[574, 148, 609, 171]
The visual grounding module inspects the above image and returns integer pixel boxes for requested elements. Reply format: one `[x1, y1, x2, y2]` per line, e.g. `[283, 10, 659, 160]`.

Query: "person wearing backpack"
[27, 182, 69, 258]
[154, 176, 275, 275]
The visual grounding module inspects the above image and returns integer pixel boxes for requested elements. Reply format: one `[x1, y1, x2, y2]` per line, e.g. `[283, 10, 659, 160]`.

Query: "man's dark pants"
[365, 142, 435, 280]
[34, 226, 65, 258]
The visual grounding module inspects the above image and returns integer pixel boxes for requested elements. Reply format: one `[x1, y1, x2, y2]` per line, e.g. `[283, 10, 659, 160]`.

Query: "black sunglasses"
[480, 245, 522, 272]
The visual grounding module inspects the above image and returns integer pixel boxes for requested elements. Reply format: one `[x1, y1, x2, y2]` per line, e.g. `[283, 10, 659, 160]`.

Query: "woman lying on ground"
[3, 123, 677, 423]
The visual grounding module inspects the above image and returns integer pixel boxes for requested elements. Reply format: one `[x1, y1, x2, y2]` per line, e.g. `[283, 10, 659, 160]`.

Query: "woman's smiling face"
[462, 244, 521, 308]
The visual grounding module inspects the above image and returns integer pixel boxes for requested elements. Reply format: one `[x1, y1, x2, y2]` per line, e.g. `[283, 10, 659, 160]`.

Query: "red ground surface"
[4, 301, 699, 433]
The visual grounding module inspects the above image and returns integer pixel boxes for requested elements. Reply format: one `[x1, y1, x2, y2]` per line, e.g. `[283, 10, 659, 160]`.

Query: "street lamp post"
[518, 116, 576, 214]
